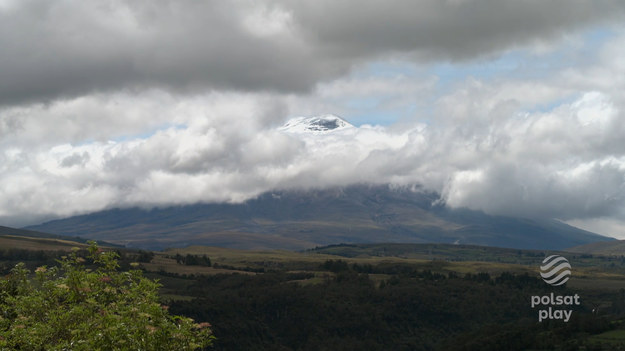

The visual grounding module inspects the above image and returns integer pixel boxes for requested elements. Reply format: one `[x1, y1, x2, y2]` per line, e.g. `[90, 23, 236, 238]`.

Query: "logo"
[531, 255, 579, 322]
[540, 255, 571, 286]
[531, 293, 580, 322]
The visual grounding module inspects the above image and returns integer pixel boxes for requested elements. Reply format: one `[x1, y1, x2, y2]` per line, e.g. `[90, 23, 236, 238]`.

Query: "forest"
[167, 263, 623, 350]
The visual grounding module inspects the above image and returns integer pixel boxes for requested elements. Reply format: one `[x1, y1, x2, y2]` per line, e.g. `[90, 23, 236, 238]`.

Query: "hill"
[0, 225, 122, 249]
[567, 240, 625, 255]
[0, 235, 91, 252]
[25, 185, 612, 251]
[1, 225, 87, 242]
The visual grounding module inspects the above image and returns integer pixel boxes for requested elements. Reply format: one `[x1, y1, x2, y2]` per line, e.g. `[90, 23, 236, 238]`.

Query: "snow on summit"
[279, 114, 354, 134]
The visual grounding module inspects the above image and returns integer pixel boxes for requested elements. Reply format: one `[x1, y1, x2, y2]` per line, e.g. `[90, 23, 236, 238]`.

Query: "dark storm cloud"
[1, 0, 624, 105]
[0, 1, 321, 105]
[291, 0, 625, 60]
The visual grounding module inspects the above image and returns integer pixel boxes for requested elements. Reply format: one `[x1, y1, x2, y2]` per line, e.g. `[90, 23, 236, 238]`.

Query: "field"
[5, 234, 625, 290]
[150, 243, 625, 291]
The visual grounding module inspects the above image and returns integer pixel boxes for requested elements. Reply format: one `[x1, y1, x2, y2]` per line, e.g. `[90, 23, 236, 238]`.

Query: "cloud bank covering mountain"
[1, 1, 625, 239]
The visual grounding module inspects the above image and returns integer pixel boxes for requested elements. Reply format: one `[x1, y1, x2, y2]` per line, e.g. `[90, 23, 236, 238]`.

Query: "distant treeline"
[169, 253, 212, 267]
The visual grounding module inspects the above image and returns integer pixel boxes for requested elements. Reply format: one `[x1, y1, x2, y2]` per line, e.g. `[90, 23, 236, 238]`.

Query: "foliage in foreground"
[0, 243, 214, 350]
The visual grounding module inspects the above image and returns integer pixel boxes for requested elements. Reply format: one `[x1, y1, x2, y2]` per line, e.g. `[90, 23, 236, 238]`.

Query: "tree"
[0, 242, 214, 350]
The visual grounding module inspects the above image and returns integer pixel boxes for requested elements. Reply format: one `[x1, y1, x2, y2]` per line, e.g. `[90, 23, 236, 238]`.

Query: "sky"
[1, 0, 625, 238]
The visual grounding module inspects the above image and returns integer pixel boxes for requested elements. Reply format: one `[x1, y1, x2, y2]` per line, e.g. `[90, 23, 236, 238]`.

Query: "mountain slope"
[0, 225, 96, 243]
[566, 240, 625, 255]
[25, 185, 611, 251]
[0, 225, 123, 249]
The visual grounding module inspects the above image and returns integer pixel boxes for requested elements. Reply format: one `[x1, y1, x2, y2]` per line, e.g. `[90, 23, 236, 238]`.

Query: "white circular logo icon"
[540, 255, 571, 286]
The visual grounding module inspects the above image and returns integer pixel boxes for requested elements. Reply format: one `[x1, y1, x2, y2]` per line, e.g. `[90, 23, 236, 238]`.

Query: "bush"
[0, 242, 214, 350]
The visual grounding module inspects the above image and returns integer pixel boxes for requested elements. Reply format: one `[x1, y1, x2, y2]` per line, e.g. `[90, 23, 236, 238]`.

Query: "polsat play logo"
[530, 255, 579, 322]
[539, 255, 572, 286]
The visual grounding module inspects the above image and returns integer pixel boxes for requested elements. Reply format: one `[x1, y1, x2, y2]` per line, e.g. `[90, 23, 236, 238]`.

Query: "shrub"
[0, 242, 214, 350]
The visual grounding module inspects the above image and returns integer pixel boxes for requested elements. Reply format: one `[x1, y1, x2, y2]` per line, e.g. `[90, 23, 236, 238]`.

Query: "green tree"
[0, 243, 214, 350]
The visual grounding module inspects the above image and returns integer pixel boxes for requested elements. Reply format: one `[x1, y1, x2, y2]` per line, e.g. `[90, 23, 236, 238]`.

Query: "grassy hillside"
[148, 243, 625, 292]
[0, 235, 91, 251]
[0, 225, 122, 248]
[568, 240, 625, 255]
[0, 225, 86, 242]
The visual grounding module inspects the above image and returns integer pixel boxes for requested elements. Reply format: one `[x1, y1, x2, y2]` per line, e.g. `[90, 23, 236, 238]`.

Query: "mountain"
[25, 184, 612, 251]
[279, 114, 354, 133]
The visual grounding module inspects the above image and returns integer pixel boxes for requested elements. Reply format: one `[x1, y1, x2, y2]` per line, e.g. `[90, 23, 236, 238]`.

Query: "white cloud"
[2, 83, 621, 226]
[2, 49, 625, 231]
[0, 2, 624, 239]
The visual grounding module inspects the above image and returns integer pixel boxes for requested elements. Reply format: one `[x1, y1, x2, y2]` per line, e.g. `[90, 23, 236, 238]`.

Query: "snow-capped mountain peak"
[279, 114, 354, 134]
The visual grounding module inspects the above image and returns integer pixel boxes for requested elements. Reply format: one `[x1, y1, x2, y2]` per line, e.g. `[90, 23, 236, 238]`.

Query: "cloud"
[1, 1, 625, 239]
[2, 86, 624, 229]
[567, 217, 625, 239]
[291, 0, 625, 59]
[2, 0, 625, 105]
